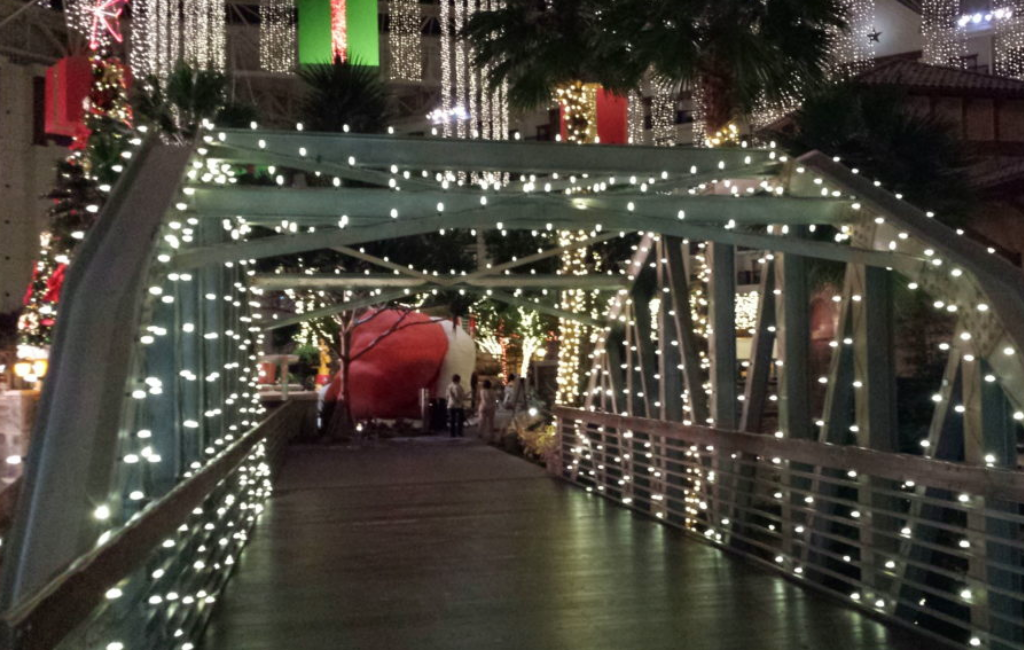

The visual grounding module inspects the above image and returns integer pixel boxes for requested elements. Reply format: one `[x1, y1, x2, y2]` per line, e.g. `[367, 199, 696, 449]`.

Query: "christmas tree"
[17, 53, 133, 351]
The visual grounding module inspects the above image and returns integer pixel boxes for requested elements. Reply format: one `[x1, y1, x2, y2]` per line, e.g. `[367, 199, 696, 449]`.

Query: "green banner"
[346, 0, 379, 67]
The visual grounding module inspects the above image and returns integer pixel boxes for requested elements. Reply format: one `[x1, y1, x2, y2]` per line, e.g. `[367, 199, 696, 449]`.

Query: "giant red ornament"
[327, 310, 449, 420]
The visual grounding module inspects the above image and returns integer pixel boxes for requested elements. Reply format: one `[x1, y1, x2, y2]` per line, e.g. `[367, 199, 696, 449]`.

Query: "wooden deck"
[202, 438, 927, 650]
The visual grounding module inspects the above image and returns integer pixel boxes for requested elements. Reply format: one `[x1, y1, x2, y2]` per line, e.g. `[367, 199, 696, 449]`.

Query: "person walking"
[477, 379, 498, 443]
[446, 374, 467, 438]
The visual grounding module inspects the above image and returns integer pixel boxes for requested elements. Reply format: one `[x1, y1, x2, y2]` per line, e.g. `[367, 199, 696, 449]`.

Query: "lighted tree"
[465, 0, 847, 139]
[18, 54, 133, 350]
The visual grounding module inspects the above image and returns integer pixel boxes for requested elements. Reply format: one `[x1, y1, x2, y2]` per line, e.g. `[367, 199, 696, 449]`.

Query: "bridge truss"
[0, 130, 1022, 649]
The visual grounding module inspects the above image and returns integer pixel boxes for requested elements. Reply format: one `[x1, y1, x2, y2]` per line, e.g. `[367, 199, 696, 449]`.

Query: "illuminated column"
[260, 0, 297, 72]
[995, 12, 1024, 80]
[388, 0, 421, 80]
[439, 0, 452, 137]
[922, 0, 967, 67]
[297, 0, 378, 65]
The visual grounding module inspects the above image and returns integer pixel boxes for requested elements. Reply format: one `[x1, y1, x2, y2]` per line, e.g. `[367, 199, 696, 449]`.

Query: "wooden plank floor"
[202, 438, 927, 650]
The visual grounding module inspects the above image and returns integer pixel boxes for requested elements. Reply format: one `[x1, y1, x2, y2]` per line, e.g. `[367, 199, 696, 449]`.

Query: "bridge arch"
[1, 131, 1022, 649]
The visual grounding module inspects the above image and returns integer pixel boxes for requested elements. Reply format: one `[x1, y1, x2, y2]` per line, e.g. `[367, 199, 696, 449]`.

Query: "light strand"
[388, 0, 421, 80]
[922, 0, 967, 68]
[260, 0, 296, 73]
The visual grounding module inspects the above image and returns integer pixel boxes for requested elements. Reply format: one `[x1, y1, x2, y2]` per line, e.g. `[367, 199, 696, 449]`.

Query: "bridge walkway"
[202, 438, 925, 650]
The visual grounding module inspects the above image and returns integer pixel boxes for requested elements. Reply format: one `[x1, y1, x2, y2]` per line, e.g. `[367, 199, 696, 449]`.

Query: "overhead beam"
[187, 186, 851, 227]
[251, 273, 627, 291]
[173, 207, 919, 272]
[332, 246, 437, 282]
[210, 129, 779, 176]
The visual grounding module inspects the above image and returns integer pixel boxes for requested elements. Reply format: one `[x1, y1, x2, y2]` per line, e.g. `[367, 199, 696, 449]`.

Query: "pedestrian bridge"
[0, 131, 1022, 650]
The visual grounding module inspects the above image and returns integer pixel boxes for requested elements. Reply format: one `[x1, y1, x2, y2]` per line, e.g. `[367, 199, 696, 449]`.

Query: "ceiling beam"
[208, 129, 779, 176]
[185, 186, 849, 228]
[172, 204, 917, 273]
[252, 273, 627, 291]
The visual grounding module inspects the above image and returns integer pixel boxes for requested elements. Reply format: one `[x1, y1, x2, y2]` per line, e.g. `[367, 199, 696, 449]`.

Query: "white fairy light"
[830, 0, 875, 76]
[627, 88, 644, 145]
[260, 0, 296, 73]
[388, 0, 421, 81]
[923, 0, 967, 67]
[184, 0, 226, 70]
[650, 76, 676, 147]
[995, 12, 1024, 80]
[439, 0, 453, 137]
[454, 0, 468, 139]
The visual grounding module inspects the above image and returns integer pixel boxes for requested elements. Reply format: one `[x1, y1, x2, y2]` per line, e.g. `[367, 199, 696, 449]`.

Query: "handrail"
[0, 401, 303, 650]
[552, 407, 1024, 502]
[553, 407, 1024, 650]
[0, 139, 194, 610]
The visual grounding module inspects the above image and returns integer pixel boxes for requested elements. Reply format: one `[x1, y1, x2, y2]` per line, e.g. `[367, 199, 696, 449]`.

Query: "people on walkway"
[502, 373, 518, 410]
[477, 379, 497, 443]
[446, 374, 467, 437]
[504, 373, 528, 414]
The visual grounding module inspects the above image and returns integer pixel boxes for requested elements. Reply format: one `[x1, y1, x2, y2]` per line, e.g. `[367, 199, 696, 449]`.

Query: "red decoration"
[44, 56, 92, 138]
[42, 264, 67, 304]
[87, 0, 128, 50]
[325, 310, 449, 419]
[258, 362, 277, 384]
[595, 89, 628, 145]
[331, 0, 348, 61]
[558, 86, 629, 144]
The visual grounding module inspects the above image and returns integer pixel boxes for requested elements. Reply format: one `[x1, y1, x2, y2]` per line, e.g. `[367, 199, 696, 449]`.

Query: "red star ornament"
[87, 0, 128, 51]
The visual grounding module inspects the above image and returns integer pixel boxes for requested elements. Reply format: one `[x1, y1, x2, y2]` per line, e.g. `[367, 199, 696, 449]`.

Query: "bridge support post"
[963, 358, 1022, 649]
[853, 265, 899, 598]
[775, 244, 811, 566]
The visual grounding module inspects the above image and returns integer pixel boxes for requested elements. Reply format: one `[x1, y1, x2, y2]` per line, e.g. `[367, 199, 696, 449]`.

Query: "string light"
[627, 88, 644, 145]
[388, 0, 421, 81]
[454, 0, 468, 139]
[439, 0, 452, 138]
[995, 12, 1024, 80]
[830, 0, 875, 76]
[922, 0, 967, 67]
[260, 0, 296, 73]
[650, 77, 676, 147]
[183, 0, 226, 70]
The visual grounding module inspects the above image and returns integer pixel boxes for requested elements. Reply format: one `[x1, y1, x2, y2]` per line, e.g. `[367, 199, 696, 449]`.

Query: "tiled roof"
[857, 59, 1024, 98]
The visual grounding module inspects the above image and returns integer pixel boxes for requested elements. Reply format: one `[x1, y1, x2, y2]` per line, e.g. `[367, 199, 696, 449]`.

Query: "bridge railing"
[554, 406, 1024, 650]
[0, 399, 310, 649]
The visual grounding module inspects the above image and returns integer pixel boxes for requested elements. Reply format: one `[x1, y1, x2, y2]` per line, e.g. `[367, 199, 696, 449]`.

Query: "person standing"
[502, 373, 517, 410]
[477, 379, 497, 443]
[446, 374, 467, 438]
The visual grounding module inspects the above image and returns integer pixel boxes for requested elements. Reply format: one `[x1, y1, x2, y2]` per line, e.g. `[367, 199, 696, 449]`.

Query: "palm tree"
[133, 63, 258, 140]
[464, 0, 847, 139]
[462, 0, 642, 142]
[609, 0, 846, 137]
[296, 56, 390, 133]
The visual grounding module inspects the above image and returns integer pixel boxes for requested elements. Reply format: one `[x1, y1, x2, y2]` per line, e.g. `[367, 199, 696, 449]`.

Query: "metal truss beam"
[187, 186, 850, 227]
[209, 129, 780, 176]
[251, 273, 627, 291]
[173, 206, 918, 272]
